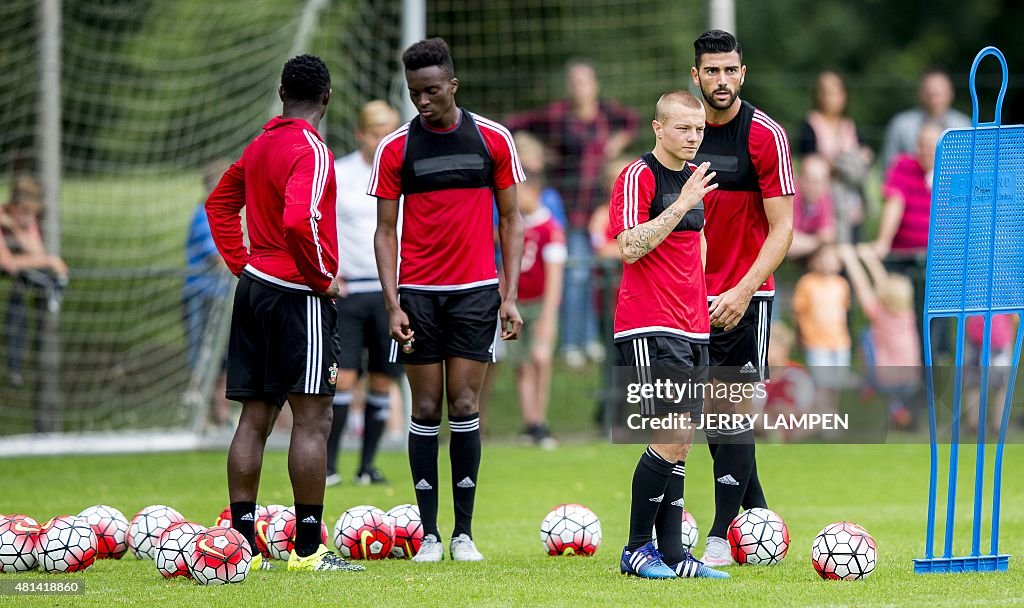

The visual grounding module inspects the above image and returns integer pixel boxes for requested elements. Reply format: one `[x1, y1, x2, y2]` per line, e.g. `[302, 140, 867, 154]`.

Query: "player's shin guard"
[449, 413, 481, 539]
[654, 461, 687, 563]
[627, 446, 674, 550]
[360, 391, 390, 472]
[229, 501, 257, 555]
[326, 390, 352, 475]
[409, 417, 441, 538]
[709, 430, 756, 539]
[293, 503, 324, 558]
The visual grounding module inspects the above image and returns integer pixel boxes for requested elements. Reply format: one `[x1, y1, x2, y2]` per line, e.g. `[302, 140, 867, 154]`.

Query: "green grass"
[2, 441, 1024, 607]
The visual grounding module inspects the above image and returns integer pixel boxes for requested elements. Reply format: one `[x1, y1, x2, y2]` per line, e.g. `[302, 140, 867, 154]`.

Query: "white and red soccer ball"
[539, 503, 602, 556]
[129, 505, 184, 560]
[155, 521, 206, 579]
[254, 504, 286, 558]
[0, 514, 41, 572]
[334, 505, 394, 560]
[652, 509, 699, 553]
[264, 507, 328, 560]
[36, 515, 98, 573]
[386, 504, 423, 559]
[728, 508, 790, 566]
[812, 521, 877, 580]
[77, 505, 129, 559]
[188, 526, 251, 585]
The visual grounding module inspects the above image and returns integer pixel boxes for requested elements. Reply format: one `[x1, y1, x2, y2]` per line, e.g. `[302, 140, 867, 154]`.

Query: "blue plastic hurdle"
[914, 46, 1023, 574]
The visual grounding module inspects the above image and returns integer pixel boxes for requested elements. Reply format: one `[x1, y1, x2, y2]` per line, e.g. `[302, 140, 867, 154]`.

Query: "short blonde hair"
[358, 100, 400, 132]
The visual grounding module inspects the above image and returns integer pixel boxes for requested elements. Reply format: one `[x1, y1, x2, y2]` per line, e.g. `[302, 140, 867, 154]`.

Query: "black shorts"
[336, 291, 403, 377]
[392, 288, 501, 365]
[615, 335, 709, 415]
[708, 297, 772, 383]
[226, 273, 340, 405]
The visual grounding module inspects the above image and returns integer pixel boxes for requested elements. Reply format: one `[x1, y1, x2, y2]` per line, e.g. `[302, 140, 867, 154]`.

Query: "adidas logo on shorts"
[740, 362, 758, 374]
[456, 477, 476, 489]
[415, 479, 433, 491]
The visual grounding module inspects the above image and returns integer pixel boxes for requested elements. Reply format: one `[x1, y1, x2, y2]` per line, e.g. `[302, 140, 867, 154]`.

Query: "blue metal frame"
[914, 46, 1017, 575]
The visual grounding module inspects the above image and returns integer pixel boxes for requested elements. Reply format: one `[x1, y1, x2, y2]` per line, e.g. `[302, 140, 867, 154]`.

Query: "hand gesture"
[499, 299, 523, 340]
[674, 162, 718, 210]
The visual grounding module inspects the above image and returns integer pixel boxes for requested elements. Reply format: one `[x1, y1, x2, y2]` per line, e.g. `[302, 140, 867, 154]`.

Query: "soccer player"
[609, 90, 729, 580]
[326, 100, 403, 488]
[371, 38, 524, 562]
[206, 54, 363, 573]
[689, 30, 795, 567]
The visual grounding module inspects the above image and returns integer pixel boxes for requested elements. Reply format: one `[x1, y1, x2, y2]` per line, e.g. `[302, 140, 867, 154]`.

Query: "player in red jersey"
[689, 30, 795, 567]
[371, 38, 524, 563]
[609, 91, 728, 580]
[206, 55, 361, 573]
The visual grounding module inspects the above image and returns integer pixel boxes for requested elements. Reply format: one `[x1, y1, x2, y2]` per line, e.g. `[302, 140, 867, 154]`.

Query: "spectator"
[880, 68, 970, 169]
[964, 314, 1015, 437]
[755, 321, 818, 442]
[798, 70, 872, 243]
[184, 159, 234, 428]
[873, 122, 942, 259]
[792, 244, 850, 391]
[507, 59, 639, 368]
[1, 176, 67, 388]
[788, 154, 835, 259]
[839, 244, 921, 430]
[506, 131, 567, 448]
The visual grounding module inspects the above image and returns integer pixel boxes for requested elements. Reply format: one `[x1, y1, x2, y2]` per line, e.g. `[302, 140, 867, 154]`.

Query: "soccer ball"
[264, 507, 328, 560]
[386, 504, 423, 559]
[155, 521, 206, 579]
[811, 521, 877, 580]
[651, 509, 699, 553]
[334, 505, 394, 560]
[188, 526, 251, 585]
[255, 504, 286, 558]
[214, 505, 232, 527]
[129, 505, 184, 560]
[36, 516, 98, 573]
[0, 514, 41, 572]
[539, 504, 602, 556]
[77, 505, 129, 559]
[728, 508, 790, 565]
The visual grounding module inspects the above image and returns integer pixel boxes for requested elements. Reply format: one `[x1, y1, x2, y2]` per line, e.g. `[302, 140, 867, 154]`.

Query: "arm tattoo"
[619, 206, 685, 263]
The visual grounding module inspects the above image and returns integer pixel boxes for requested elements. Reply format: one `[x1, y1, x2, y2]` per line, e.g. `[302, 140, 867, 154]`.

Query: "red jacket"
[206, 116, 337, 293]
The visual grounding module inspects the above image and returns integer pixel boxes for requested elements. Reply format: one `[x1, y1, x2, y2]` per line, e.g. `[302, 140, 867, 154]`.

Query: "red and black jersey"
[694, 101, 795, 298]
[518, 207, 567, 302]
[608, 152, 709, 343]
[368, 109, 525, 293]
[206, 116, 337, 293]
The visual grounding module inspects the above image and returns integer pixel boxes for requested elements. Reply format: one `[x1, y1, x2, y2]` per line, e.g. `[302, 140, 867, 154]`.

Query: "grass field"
[2, 440, 1023, 607]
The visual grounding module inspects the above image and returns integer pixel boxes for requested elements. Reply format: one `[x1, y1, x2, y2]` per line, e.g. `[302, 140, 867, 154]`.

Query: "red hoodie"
[206, 116, 337, 293]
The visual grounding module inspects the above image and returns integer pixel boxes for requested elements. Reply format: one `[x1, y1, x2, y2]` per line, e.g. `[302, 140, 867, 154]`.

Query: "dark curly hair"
[694, 30, 742, 67]
[281, 54, 331, 102]
[402, 38, 455, 78]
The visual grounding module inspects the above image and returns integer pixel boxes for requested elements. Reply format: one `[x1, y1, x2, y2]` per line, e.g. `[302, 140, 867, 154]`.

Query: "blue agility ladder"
[915, 47, 1023, 574]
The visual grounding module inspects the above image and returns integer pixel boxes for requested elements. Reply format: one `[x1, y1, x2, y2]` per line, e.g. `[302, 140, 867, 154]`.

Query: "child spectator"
[1, 176, 67, 388]
[789, 154, 836, 259]
[792, 245, 851, 391]
[754, 321, 818, 442]
[964, 314, 1016, 437]
[507, 132, 567, 448]
[839, 244, 921, 429]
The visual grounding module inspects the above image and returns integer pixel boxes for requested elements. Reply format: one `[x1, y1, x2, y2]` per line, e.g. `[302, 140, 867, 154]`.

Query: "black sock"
[626, 446, 674, 550]
[707, 438, 719, 459]
[229, 501, 257, 555]
[449, 413, 481, 539]
[409, 416, 441, 538]
[742, 456, 768, 510]
[709, 431, 756, 539]
[654, 461, 686, 563]
[360, 391, 389, 473]
[293, 503, 324, 557]
[326, 391, 352, 476]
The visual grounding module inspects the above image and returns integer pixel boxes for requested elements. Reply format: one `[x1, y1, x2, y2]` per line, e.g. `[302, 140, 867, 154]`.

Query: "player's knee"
[412, 397, 443, 422]
[447, 396, 479, 418]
